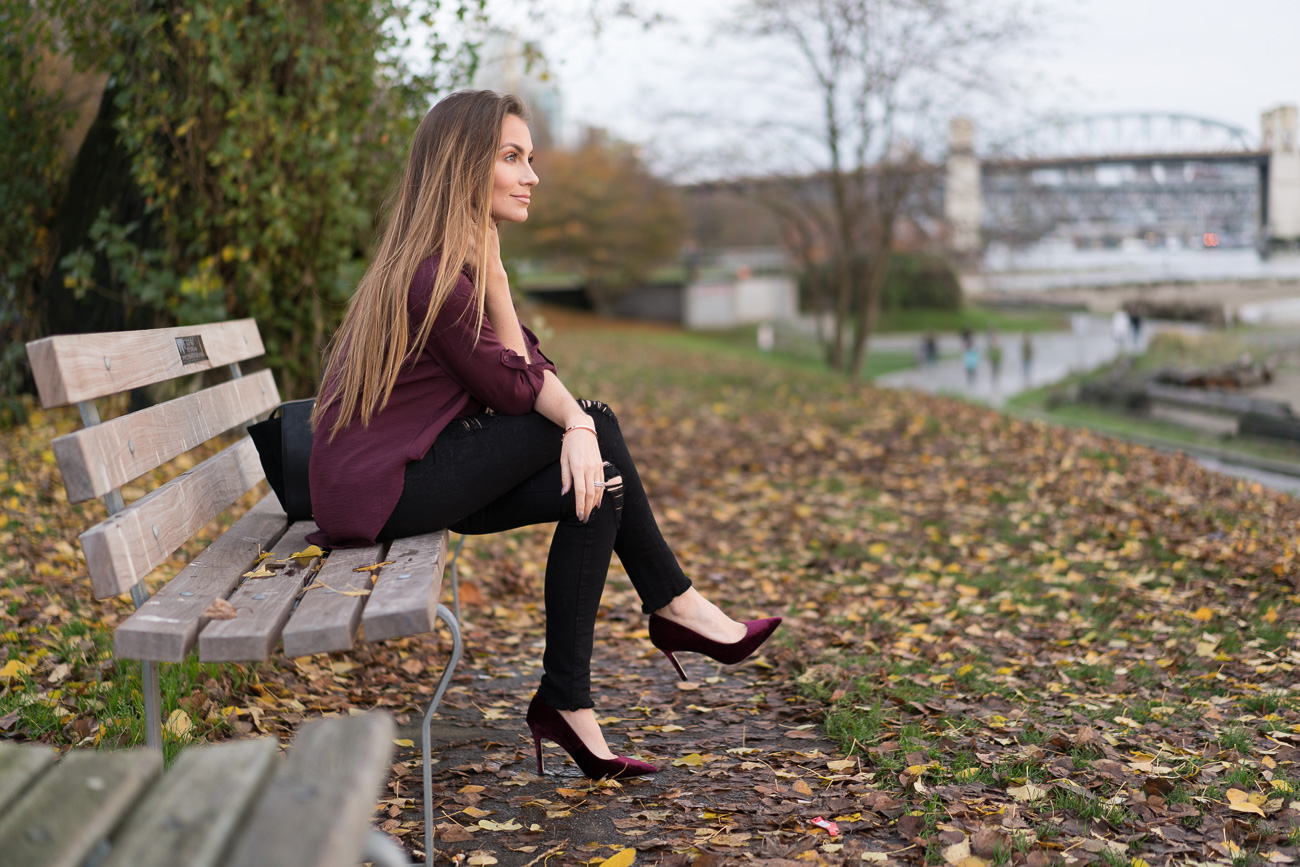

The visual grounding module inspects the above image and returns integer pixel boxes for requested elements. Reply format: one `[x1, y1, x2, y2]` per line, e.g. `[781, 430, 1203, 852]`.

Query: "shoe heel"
[661, 649, 688, 682]
[530, 728, 545, 775]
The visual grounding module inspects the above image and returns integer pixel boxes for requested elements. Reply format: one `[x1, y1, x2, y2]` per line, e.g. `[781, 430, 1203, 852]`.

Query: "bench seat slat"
[80, 437, 265, 599]
[282, 543, 387, 658]
[54, 370, 280, 503]
[198, 522, 321, 662]
[362, 530, 448, 642]
[114, 494, 289, 661]
[225, 714, 395, 867]
[99, 738, 280, 867]
[26, 319, 265, 408]
[0, 741, 56, 815]
[0, 749, 161, 867]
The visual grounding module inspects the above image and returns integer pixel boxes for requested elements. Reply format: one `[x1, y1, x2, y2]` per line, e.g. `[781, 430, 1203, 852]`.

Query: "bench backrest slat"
[113, 496, 290, 662]
[54, 370, 280, 503]
[80, 437, 266, 599]
[0, 742, 56, 816]
[98, 738, 280, 867]
[225, 714, 395, 867]
[0, 750, 161, 867]
[26, 319, 266, 408]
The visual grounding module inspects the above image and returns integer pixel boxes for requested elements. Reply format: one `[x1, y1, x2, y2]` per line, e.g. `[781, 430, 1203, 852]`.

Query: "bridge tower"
[945, 117, 982, 256]
[1262, 104, 1300, 248]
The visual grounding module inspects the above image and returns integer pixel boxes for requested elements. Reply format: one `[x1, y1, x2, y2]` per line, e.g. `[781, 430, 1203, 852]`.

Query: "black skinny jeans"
[379, 400, 693, 711]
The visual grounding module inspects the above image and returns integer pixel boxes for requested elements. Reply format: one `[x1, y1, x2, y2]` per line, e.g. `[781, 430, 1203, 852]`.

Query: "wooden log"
[362, 530, 447, 642]
[114, 495, 288, 661]
[53, 370, 280, 503]
[282, 544, 386, 658]
[0, 741, 56, 814]
[197, 523, 321, 662]
[225, 713, 396, 867]
[1146, 383, 1294, 418]
[0, 749, 161, 867]
[99, 738, 280, 867]
[79, 437, 265, 599]
[25, 319, 265, 408]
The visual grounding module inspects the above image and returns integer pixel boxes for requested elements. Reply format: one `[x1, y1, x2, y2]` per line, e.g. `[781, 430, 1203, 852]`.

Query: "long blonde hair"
[313, 90, 529, 440]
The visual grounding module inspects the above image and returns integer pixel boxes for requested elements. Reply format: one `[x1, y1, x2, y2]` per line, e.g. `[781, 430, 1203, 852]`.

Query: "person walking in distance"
[306, 91, 781, 781]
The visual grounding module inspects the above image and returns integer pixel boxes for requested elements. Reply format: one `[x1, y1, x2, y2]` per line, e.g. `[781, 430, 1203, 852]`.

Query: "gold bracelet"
[562, 425, 597, 441]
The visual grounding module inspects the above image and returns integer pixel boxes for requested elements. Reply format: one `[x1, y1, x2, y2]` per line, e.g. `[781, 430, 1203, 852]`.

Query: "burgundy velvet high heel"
[526, 693, 658, 780]
[648, 614, 783, 681]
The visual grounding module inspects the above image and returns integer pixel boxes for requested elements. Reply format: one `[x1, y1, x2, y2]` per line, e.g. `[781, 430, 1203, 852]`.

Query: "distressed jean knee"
[600, 460, 624, 517]
[578, 398, 619, 429]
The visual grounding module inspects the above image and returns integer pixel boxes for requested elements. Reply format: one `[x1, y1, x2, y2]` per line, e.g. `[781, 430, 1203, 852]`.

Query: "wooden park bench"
[0, 711, 408, 867]
[24, 319, 469, 866]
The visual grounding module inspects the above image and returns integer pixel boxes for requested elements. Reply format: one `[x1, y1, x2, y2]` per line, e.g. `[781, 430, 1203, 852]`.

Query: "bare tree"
[730, 0, 1033, 377]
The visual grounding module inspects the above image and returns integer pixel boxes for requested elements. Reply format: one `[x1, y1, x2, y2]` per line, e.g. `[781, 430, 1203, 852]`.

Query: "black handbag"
[247, 398, 315, 521]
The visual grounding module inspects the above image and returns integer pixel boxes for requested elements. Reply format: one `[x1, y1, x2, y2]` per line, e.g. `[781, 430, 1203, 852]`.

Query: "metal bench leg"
[127, 580, 164, 751]
[364, 829, 413, 867]
[448, 533, 466, 624]
[422, 602, 462, 867]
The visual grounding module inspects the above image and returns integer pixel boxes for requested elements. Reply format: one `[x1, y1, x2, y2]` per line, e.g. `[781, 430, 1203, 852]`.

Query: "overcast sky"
[503, 0, 1299, 157]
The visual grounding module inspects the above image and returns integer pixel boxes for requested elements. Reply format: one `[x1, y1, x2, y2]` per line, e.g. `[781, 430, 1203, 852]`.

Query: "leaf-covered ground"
[2, 316, 1299, 866]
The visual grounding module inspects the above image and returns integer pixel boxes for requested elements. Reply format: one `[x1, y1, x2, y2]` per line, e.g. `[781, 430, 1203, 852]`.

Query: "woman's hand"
[485, 222, 508, 289]
[560, 424, 604, 522]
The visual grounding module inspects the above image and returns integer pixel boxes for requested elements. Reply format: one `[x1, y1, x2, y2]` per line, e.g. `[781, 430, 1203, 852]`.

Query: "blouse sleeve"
[416, 271, 555, 415]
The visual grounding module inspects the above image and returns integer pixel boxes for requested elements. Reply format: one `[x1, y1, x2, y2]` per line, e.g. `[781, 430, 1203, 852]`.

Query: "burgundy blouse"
[306, 257, 556, 548]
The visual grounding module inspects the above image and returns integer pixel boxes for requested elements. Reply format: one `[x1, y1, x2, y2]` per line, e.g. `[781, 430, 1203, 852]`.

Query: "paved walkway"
[872, 318, 1300, 495]
[873, 315, 1153, 407]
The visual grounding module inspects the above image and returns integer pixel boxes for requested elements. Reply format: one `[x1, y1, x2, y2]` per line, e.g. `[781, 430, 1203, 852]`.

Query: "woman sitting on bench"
[306, 90, 780, 779]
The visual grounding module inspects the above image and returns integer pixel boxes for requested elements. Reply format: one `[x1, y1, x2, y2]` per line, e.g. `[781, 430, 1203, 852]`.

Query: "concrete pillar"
[945, 117, 982, 255]
[1262, 105, 1300, 245]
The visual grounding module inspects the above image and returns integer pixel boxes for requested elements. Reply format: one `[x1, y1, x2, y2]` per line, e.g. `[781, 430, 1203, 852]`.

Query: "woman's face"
[491, 114, 538, 224]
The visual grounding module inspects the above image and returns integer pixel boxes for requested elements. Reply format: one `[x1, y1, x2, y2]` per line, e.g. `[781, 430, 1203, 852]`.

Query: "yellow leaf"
[792, 779, 814, 796]
[1226, 788, 1265, 816]
[601, 849, 636, 867]
[242, 565, 275, 579]
[461, 805, 491, 819]
[0, 659, 32, 679]
[827, 759, 856, 772]
[672, 753, 704, 767]
[478, 819, 523, 831]
[164, 709, 192, 739]
[282, 545, 324, 562]
[353, 560, 395, 573]
[393, 738, 415, 748]
[1191, 606, 1214, 621]
[955, 768, 980, 781]
[467, 856, 498, 866]
[1007, 783, 1047, 802]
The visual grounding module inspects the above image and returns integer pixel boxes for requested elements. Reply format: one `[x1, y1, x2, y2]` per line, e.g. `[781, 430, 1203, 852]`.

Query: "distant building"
[471, 31, 563, 150]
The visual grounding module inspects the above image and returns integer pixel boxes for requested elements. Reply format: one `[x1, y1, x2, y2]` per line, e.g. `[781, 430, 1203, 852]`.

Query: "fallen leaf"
[1226, 788, 1265, 816]
[0, 660, 32, 679]
[203, 598, 238, 620]
[601, 849, 636, 867]
[242, 565, 275, 579]
[164, 708, 192, 739]
[1007, 783, 1048, 802]
[353, 560, 395, 573]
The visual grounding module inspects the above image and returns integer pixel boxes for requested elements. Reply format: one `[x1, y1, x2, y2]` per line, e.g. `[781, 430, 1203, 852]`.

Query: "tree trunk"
[849, 248, 891, 379]
[38, 79, 158, 338]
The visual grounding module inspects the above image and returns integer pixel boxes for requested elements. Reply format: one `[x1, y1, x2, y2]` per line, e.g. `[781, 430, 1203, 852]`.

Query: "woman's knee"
[578, 398, 620, 433]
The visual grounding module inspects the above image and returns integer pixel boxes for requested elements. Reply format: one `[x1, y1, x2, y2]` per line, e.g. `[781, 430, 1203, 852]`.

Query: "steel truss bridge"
[977, 112, 1268, 247]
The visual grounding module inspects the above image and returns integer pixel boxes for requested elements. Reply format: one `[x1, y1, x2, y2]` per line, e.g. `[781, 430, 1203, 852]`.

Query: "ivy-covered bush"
[2, 0, 483, 408]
